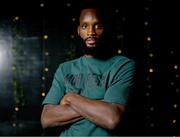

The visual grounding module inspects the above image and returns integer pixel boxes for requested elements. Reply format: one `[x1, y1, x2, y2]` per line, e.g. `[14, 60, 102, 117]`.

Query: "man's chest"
[64, 73, 107, 99]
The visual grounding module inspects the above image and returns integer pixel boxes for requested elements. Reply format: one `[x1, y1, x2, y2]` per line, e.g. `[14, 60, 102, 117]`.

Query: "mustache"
[84, 36, 98, 41]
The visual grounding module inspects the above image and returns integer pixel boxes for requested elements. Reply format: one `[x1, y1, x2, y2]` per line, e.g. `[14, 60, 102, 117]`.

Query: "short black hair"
[77, 0, 113, 24]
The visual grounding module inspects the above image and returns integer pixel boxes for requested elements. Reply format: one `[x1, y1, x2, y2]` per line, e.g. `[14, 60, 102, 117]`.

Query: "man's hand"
[41, 93, 83, 129]
[60, 92, 78, 106]
[59, 92, 125, 130]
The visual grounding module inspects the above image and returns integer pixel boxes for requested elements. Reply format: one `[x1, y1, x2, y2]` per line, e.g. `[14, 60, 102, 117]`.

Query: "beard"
[79, 37, 115, 60]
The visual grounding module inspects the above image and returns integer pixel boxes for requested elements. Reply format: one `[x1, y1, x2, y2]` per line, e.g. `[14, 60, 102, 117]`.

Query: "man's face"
[78, 8, 104, 48]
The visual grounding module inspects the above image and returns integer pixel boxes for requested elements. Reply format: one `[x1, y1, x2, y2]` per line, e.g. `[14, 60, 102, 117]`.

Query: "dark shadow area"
[0, 120, 42, 136]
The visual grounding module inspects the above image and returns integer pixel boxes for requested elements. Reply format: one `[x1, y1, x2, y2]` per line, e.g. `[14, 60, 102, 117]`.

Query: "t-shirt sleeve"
[104, 60, 136, 105]
[42, 65, 66, 105]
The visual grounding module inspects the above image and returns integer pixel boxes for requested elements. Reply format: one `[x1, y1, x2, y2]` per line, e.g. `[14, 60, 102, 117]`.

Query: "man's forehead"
[80, 8, 99, 18]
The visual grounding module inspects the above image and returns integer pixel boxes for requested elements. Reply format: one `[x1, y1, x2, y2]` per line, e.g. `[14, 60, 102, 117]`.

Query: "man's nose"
[87, 26, 95, 36]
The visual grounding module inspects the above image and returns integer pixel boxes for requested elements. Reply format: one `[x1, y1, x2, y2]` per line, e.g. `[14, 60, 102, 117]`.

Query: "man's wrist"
[66, 92, 80, 105]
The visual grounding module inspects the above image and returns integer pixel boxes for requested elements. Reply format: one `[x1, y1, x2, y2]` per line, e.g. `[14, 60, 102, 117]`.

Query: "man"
[41, 4, 136, 136]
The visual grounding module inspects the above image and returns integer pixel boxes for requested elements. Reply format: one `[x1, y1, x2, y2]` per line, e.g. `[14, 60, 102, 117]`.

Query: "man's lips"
[85, 37, 97, 45]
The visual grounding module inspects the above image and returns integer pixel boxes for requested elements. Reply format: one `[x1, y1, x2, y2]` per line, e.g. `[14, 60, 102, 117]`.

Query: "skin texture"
[78, 9, 104, 49]
[41, 8, 125, 130]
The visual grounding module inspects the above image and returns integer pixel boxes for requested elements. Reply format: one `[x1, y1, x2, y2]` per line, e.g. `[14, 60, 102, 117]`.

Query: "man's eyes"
[82, 24, 87, 29]
[81, 24, 103, 29]
[95, 24, 103, 29]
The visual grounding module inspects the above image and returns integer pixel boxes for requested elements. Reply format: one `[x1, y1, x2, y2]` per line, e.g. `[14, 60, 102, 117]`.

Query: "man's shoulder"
[62, 57, 82, 65]
[54, 57, 82, 75]
[113, 55, 135, 64]
[57, 56, 82, 70]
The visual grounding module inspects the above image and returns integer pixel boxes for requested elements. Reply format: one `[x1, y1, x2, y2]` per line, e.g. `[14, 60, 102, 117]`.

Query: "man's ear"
[77, 26, 80, 36]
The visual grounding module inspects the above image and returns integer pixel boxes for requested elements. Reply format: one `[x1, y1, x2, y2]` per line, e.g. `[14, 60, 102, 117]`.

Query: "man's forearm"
[41, 104, 83, 128]
[65, 93, 124, 130]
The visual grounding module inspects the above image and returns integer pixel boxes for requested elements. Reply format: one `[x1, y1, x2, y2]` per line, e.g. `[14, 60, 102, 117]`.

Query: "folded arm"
[62, 92, 125, 130]
[41, 104, 83, 128]
[41, 92, 125, 130]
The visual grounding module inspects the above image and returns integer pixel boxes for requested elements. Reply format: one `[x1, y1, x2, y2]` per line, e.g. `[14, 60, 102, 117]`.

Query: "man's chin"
[82, 45, 96, 55]
[86, 43, 96, 48]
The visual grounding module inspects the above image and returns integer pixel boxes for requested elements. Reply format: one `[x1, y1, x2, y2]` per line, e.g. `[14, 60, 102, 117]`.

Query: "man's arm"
[41, 104, 83, 128]
[62, 92, 125, 130]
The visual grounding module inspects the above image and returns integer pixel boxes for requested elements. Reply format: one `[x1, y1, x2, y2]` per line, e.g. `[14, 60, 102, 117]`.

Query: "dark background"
[0, 0, 179, 136]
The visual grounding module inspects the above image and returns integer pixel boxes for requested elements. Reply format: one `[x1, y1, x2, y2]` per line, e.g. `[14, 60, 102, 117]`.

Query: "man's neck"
[84, 54, 94, 58]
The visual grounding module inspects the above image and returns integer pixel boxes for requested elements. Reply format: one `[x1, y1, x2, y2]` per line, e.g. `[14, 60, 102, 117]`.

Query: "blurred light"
[42, 76, 46, 80]
[175, 74, 179, 78]
[67, 2, 71, 7]
[45, 52, 49, 56]
[172, 119, 176, 124]
[147, 37, 151, 42]
[70, 35, 75, 39]
[15, 107, 19, 111]
[12, 65, 16, 71]
[117, 49, 122, 54]
[40, 3, 44, 7]
[176, 88, 179, 93]
[150, 123, 154, 127]
[144, 21, 148, 26]
[12, 123, 16, 127]
[145, 7, 149, 11]
[150, 107, 154, 111]
[41, 92, 46, 97]
[117, 34, 123, 39]
[149, 53, 154, 57]
[44, 67, 48, 72]
[149, 68, 153, 73]
[115, 9, 119, 13]
[170, 81, 174, 86]
[170, 50, 174, 55]
[145, 92, 150, 96]
[173, 104, 177, 108]
[43, 35, 48, 40]
[72, 18, 76, 22]
[147, 84, 152, 89]
[13, 16, 19, 22]
[122, 17, 126, 22]
[174, 65, 178, 70]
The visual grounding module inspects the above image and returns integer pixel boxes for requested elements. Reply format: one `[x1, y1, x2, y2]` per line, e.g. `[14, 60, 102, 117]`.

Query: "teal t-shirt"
[42, 55, 136, 136]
